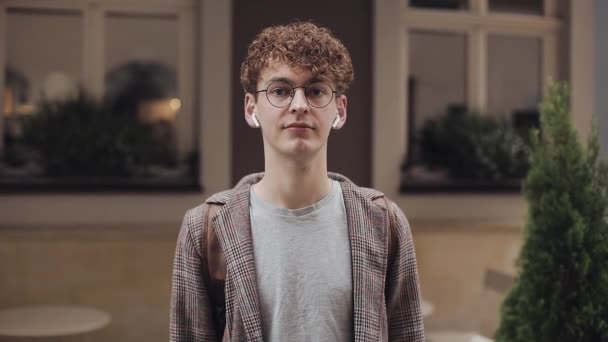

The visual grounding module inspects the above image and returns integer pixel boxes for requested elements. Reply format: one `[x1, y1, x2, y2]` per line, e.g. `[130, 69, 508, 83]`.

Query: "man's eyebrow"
[267, 77, 293, 85]
[266, 76, 327, 85]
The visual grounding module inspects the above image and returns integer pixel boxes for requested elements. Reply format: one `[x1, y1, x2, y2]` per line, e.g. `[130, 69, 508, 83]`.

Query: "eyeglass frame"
[254, 81, 340, 108]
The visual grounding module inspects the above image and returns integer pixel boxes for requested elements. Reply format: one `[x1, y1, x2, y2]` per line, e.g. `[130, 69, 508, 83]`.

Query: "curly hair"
[240, 21, 354, 96]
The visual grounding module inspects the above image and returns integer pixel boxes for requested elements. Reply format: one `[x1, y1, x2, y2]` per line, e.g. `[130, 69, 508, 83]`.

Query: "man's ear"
[244, 93, 259, 128]
[333, 94, 348, 130]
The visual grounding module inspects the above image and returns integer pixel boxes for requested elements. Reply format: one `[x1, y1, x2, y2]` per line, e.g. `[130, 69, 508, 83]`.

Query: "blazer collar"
[208, 172, 388, 341]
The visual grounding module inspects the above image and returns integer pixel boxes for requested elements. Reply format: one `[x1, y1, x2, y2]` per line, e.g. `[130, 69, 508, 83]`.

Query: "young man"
[171, 22, 424, 341]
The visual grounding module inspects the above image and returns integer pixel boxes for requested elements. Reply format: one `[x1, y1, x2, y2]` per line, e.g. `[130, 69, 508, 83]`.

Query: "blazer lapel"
[340, 181, 389, 341]
[213, 183, 264, 342]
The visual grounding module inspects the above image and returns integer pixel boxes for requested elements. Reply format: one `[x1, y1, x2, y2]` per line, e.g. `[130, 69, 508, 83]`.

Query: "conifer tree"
[495, 83, 608, 341]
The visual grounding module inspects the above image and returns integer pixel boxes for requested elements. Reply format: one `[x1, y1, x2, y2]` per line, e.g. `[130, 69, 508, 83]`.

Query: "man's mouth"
[284, 123, 313, 129]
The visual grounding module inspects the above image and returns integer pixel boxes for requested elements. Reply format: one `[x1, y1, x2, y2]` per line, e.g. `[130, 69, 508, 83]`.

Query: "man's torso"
[249, 180, 353, 342]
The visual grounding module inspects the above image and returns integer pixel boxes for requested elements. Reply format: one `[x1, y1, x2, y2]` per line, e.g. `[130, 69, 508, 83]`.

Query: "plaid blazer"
[170, 173, 425, 341]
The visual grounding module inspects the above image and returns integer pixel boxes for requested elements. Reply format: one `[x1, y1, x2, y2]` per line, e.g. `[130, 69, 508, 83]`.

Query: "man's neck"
[253, 155, 333, 210]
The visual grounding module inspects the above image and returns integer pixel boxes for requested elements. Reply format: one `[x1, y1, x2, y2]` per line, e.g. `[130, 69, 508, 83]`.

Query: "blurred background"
[0, 0, 606, 341]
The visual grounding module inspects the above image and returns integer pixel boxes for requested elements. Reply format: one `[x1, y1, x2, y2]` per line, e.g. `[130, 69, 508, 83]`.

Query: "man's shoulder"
[205, 189, 234, 205]
[180, 190, 232, 216]
[344, 182, 400, 215]
[340, 181, 389, 209]
[357, 186, 385, 201]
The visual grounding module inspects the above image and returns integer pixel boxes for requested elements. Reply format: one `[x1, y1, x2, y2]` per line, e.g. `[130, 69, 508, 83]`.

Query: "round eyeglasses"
[255, 81, 338, 108]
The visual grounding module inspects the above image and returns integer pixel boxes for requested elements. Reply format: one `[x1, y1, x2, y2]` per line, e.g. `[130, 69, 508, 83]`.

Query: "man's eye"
[270, 87, 291, 97]
[308, 87, 326, 97]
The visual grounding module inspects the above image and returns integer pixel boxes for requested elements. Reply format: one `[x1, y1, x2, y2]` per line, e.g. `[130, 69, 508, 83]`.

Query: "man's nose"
[289, 88, 309, 113]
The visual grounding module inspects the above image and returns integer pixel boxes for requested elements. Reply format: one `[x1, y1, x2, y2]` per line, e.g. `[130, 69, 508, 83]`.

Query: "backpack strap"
[200, 203, 226, 340]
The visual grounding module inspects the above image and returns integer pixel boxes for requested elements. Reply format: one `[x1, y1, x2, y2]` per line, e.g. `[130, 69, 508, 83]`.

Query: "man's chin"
[281, 142, 323, 159]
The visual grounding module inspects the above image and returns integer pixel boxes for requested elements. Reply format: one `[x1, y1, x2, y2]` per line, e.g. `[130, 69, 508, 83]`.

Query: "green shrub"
[21, 92, 160, 177]
[496, 83, 608, 341]
[419, 110, 531, 181]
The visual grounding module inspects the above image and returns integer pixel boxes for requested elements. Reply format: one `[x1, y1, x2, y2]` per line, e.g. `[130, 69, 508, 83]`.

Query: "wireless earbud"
[332, 116, 340, 129]
[252, 112, 261, 128]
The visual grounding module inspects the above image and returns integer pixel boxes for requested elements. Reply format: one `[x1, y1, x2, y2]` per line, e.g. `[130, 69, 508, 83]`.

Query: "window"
[400, 0, 565, 192]
[407, 31, 468, 168]
[0, 0, 198, 191]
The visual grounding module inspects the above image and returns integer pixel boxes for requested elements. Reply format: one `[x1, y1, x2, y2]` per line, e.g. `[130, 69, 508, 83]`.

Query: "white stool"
[421, 299, 434, 317]
[0, 305, 111, 341]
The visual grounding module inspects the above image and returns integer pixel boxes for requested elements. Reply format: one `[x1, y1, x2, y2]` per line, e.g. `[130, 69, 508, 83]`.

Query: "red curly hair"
[240, 21, 354, 96]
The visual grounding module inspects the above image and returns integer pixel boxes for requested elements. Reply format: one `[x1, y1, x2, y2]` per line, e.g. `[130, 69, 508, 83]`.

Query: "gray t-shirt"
[249, 180, 353, 342]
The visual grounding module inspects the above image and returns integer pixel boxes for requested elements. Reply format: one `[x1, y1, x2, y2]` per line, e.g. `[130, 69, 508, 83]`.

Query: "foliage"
[418, 109, 531, 180]
[21, 92, 161, 177]
[495, 82, 608, 341]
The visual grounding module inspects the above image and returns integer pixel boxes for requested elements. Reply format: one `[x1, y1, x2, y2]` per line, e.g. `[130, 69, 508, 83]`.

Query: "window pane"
[105, 12, 196, 182]
[5, 8, 83, 113]
[487, 35, 542, 118]
[409, 0, 469, 10]
[2, 8, 83, 182]
[405, 30, 467, 183]
[409, 31, 467, 131]
[489, 0, 543, 15]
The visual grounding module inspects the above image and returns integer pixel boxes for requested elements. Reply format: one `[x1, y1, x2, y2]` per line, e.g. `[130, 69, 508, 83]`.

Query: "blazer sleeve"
[385, 201, 425, 341]
[170, 207, 219, 341]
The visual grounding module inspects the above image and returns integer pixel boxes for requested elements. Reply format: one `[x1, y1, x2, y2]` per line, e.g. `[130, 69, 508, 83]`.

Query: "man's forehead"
[258, 61, 330, 85]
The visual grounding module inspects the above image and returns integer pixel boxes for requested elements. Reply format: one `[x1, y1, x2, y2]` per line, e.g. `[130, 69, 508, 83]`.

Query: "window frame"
[0, 0, 232, 225]
[373, 0, 573, 224]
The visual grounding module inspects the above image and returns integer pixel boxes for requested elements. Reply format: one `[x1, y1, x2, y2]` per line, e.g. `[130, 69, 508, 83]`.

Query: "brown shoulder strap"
[201, 203, 221, 271]
[204, 204, 223, 280]
[201, 203, 226, 340]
